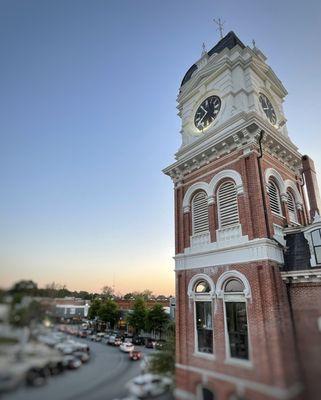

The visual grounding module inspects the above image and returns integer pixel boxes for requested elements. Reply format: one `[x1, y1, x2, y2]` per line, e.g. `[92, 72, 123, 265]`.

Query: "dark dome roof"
[180, 31, 245, 87]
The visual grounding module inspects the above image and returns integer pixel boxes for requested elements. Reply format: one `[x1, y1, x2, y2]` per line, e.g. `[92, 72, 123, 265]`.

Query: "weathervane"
[213, 18, 225, 39]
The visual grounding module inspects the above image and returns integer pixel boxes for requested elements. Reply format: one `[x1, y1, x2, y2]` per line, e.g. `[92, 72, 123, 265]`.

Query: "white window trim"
[193, 300, 215, 360]
[188, 274, 215, 358]
[223, 295, 252, 368]
[216, 271, 252, 367]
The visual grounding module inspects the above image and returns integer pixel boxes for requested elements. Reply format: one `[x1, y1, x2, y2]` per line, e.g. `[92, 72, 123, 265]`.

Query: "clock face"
[259, 93, 277, 125]
[194, 95, 221, 131]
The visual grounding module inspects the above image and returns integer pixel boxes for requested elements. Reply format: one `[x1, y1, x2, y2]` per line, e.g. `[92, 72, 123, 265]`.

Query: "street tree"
[88, 299, 101, 320]
[149, 321, 175, 375]
[146, 303, 169, 339]
[101, 285, 114, 300]
[98, 299, 120, 329]
[126, 297, 147, 334]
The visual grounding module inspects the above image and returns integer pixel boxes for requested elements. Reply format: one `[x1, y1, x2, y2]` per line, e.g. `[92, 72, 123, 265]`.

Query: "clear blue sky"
[1, 0, 320, 294]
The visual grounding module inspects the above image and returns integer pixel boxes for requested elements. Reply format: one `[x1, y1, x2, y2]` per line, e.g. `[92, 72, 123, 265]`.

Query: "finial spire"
[201, 42, 207, 57]
[252, 39, 256, 49]
[213, 18, 225, 39]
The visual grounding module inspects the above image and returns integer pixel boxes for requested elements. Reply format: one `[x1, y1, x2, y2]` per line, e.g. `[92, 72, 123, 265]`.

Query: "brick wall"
[175, 262, 302, 400]
[287, 282, 321, 400]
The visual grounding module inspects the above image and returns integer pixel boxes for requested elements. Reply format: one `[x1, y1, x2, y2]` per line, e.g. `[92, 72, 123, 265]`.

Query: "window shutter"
[268, 181, 282, 215]
[287, 191, 298, 223]
[192, 191, 209, 234]
[218, 181, 239, 228]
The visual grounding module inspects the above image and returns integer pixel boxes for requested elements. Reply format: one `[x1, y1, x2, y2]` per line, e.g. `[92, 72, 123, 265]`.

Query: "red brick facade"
[171, 147, 321, 399]
[165, 32, 321, 400]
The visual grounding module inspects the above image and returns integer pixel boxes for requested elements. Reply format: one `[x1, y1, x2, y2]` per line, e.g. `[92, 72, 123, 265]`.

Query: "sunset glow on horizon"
[1, 0, 320, 296]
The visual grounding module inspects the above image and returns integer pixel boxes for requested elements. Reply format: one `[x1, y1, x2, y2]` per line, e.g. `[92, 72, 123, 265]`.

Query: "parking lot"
[4, 336, 172, 400]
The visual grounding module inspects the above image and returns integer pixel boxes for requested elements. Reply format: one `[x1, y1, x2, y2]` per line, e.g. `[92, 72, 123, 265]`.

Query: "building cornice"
[163, 115, 302, 186]
[281, 269, 321, 283]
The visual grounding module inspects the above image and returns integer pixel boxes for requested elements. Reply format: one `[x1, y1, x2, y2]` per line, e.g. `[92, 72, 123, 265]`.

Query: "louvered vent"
[218, 181, 239, 228]
[192, 191, 209, 234]
[287, 191, 298, 223]
[268, 180, 282, 215]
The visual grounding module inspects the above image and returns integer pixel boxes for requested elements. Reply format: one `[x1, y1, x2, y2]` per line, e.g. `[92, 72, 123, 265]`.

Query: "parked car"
[155, 340, 166, 350]
[114, 337, 122, 346]
[126, 374, 172, 398]
[129, 350, 142, 361]
[120, 342, 134, 353]
[145, 338, 155, 349]
[62, 356, 82, 370]
[26, 366, 49, 387]
[108, 335, 116, 345]
[132, 336, 145, 345]
[73, 351, 90, 363]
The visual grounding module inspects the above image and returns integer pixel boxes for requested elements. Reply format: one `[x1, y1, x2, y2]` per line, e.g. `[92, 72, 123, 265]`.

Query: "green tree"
[98, 299, 119, 329]
[101, 285, 114, 300]
[88, 299, 101, 320]
[124, 293, 134, 300]
[146, 303, 169, 338]
[149, 321, 175, 375]
[126, 297, 147, 334]
[10, 280, 38, 296]
[10, 300, 45, 327]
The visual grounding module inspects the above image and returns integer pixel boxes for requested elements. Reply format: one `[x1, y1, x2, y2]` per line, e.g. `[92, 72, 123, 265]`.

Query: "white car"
[120, 342, 134, 353]
[126, 374, 172, 398]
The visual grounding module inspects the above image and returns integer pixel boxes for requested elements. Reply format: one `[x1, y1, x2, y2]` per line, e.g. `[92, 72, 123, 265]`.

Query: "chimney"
[302, 155, 321, 220]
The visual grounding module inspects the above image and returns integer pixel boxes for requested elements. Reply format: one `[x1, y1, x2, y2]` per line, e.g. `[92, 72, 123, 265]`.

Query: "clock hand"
[197, 113, 206, 127]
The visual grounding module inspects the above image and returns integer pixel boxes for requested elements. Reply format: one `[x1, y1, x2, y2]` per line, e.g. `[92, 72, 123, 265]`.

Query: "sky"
[0, 0, 321, 295]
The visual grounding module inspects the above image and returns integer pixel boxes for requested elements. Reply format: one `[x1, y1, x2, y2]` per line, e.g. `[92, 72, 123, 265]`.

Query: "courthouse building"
[163, 31, 321, 400]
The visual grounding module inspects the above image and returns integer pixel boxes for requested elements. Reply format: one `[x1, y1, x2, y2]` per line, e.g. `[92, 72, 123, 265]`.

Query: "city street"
[4, 339, 171, 400]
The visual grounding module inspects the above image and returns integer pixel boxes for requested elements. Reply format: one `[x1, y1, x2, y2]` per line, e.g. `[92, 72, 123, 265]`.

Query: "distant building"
[54, 298, 90, 320]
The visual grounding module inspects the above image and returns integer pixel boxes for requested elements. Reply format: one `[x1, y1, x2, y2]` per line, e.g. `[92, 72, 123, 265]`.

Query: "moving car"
[129, 350, 141, 361]
[126, 374, 172, 398]
[120, 342, 134, 353]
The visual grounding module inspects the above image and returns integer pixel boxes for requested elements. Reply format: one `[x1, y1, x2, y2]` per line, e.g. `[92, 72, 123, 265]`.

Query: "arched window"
[268, 180, 282, 216]
[198, 386, 215, 400]
[217, 181, 239, 228]
[192, 191, 209, 234]
[223, 278, 249, 361]
[190, 276, 214, 355]
[287, 190, 298, 223]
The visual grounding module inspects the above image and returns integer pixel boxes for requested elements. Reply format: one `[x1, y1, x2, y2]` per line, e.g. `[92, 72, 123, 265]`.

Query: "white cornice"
[174, 238, 284, 271]
[163, 116, 302, 185]
[281, 269, 321, 283]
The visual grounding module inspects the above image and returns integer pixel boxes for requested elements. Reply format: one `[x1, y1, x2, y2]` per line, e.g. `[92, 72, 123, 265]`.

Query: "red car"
[129, 350, 142, 361]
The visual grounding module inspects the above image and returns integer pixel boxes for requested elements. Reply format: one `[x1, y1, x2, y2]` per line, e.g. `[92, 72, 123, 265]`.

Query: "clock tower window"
[191, 191, 209, 235]
[217, 181, 239, 228]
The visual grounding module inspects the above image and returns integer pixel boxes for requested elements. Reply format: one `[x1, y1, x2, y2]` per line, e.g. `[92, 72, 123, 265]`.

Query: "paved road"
[4, 339, 169, 400]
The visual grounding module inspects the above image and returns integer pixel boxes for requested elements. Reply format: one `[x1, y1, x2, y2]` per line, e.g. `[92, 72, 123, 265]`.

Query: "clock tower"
[164, 31, 321, 400]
